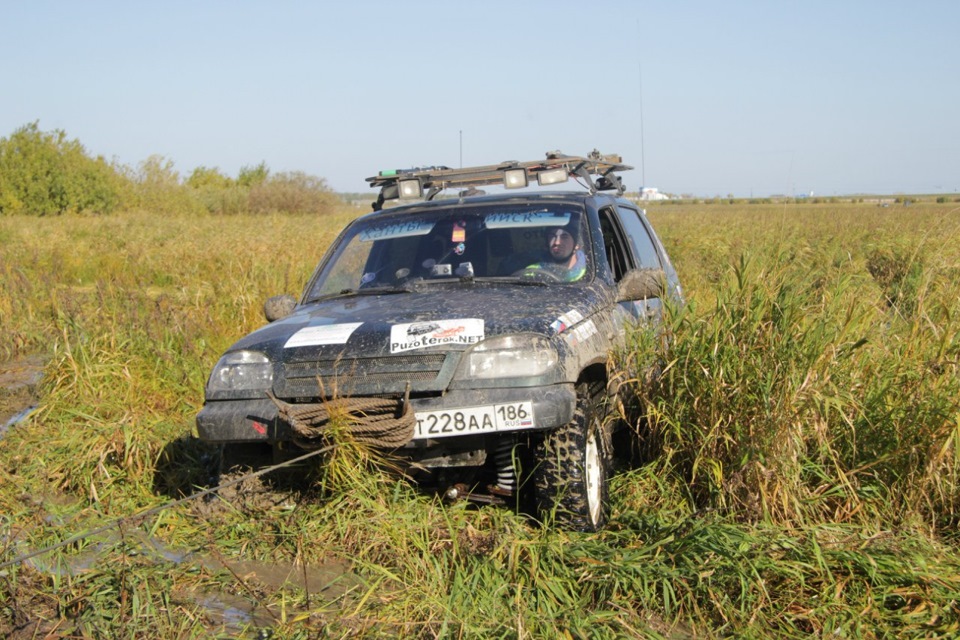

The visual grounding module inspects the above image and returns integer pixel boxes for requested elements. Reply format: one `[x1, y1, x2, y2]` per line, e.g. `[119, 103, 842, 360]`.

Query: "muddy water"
[13, 524, 362, 634]
[0, 354, 45, 436]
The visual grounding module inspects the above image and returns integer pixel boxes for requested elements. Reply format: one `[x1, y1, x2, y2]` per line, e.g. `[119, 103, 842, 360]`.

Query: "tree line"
[0, 122, 339, 216]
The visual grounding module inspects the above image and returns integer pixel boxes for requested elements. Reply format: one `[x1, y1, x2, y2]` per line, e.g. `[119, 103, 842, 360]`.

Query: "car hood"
[229, 283, 607, 361]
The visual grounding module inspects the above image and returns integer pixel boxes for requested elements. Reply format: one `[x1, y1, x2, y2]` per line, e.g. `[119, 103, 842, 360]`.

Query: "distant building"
[638, 187, 670, 201]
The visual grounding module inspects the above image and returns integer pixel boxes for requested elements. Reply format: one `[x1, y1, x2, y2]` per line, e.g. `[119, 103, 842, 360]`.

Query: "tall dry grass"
[1, 201, 959, 637]
[638, 202, 960, 531]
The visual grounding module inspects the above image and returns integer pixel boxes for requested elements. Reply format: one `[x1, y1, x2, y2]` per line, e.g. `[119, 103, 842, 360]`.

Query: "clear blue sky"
[3, 1, 958, 196]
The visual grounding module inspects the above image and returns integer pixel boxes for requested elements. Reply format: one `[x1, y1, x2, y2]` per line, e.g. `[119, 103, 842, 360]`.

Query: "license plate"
[414, 401, 535, 440]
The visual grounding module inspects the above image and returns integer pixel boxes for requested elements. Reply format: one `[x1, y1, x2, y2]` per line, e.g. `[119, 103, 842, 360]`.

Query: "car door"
[600, 205, 665, 325]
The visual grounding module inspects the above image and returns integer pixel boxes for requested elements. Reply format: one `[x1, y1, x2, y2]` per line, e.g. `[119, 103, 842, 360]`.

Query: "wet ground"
[1, 355, 364, 636]
[3, 474, 363, 637]
[0, 355, 45, 437]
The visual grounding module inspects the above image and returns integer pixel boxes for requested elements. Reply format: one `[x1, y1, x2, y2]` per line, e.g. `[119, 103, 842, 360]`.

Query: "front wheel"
[532, 382, 611, 531]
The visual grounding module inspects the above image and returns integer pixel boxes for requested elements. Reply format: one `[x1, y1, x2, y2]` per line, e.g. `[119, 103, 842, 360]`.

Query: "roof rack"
[367, 150, 632, 211]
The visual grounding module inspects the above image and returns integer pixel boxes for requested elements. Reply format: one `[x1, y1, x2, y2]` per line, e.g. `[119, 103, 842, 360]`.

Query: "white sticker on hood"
[565, 319, 597, 348]
[550, 308, 584, 334]
[390, 319, 484, 353]
[284, 323, 363, 348]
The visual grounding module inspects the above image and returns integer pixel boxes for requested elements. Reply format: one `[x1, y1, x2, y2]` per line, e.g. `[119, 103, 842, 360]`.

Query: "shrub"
[248, 171, 339, 215]
[237, 161, 269, 187]
[186, 166, 241, 214]
[0, 122, 127, 215]
[126, 155, 203, 215]
[186, 166, 233, 190]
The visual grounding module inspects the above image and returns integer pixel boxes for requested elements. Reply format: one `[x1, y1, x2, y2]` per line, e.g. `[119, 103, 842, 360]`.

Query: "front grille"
[281, 353, 448, 397]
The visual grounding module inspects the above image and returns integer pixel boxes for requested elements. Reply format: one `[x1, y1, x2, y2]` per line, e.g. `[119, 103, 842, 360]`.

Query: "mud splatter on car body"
[197, 151, 683, 530]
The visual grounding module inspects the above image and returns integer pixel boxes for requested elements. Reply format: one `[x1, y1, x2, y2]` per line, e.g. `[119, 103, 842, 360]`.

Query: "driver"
[522, 224, 587, 282]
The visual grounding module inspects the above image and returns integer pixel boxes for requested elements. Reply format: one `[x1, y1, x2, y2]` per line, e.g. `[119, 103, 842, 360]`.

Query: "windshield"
[306, 202, 593, 300]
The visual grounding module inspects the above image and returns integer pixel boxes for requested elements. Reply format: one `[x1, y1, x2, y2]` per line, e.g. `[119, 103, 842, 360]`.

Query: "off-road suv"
[197, 150, 682, 531]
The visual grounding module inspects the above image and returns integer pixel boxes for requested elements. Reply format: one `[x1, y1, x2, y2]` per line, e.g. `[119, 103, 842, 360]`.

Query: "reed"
[2, 202, 959, 637]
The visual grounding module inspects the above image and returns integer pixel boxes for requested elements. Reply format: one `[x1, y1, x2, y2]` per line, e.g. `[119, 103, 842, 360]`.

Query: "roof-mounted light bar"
[367, 150, 632, 210]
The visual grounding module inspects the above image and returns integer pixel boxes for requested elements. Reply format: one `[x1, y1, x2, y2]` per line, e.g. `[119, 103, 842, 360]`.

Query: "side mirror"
[617, 268, 664, 302]
[264, 294, 297, 322]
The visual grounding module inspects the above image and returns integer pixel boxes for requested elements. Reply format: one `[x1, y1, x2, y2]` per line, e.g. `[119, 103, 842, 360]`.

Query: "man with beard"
[519, 224, 587, 282]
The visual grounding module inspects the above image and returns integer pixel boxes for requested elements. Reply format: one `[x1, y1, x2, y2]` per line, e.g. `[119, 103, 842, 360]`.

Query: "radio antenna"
[636, 19, 646, 188]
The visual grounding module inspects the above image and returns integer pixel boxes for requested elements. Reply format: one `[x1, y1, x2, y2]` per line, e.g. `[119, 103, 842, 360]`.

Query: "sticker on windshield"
[550, 308, 584, 333]
[358, 220, 434, 242]
[285, 322, 363, 348]
[484, 211, 571, 229]
[390, 319, 484, 353]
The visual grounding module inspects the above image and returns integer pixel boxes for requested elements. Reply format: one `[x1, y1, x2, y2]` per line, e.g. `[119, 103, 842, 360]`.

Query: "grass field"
[2, 200, 960, 637]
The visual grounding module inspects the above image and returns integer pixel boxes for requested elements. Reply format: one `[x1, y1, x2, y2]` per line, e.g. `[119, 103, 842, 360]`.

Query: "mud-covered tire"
[532, 382, 611, 531]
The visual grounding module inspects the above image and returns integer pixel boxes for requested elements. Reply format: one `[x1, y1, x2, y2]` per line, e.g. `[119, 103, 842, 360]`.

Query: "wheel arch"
[577, 361, 606, 383]
[576, 362, 609, 401]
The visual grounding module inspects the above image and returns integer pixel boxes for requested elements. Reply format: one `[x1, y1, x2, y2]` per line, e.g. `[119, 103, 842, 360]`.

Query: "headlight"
[461, 335, 558, 380]
[207, 351, 273, 392]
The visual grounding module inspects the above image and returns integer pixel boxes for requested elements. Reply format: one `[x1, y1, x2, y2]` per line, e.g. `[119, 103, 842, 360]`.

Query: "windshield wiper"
[309, 285, 415, 303]
[346, 285, 417, 296]
[497, 277, 549, 287]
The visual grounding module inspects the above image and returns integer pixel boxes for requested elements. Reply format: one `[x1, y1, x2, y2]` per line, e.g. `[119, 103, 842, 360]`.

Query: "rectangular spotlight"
[503, 168, 528, 189]
[398, 178, 423, 199]
[537, 168, 569, 186]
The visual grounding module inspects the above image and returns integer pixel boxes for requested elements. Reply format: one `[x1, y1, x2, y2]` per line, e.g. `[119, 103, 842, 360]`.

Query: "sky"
[2, 1, 958, 197]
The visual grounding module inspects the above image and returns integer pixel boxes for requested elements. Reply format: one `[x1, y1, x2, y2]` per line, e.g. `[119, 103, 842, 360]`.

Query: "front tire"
[532, 383, 610, 531]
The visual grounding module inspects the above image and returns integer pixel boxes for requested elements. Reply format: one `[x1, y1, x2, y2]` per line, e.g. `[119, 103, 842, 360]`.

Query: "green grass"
[2, 201, 960, 637]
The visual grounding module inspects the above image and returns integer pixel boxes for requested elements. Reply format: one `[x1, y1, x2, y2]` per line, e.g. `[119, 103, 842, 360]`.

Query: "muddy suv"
[197, 151, 682, 530]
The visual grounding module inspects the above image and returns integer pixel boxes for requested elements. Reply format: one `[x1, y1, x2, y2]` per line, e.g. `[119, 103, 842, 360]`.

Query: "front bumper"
[196, 383, 576, 445]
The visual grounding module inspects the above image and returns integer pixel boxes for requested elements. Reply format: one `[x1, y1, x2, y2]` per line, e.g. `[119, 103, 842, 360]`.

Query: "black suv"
[197, 151, 682, 531]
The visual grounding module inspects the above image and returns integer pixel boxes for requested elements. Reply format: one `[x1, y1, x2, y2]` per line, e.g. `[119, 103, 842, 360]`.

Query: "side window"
[616, 206, 663, 270]
[598, 207, 634, 281]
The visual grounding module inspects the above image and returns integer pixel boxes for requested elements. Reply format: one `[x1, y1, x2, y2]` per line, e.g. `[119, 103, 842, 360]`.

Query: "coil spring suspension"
[492, 437, 517, 495]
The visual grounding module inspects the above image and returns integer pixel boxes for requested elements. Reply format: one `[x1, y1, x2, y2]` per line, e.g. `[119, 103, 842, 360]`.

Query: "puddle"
[191, 591, 278, 631]
[10, 523, 362, 635]
[0, 354, 45, 390]
[1, 405, 37, 436]
[0, 354, 46, 437]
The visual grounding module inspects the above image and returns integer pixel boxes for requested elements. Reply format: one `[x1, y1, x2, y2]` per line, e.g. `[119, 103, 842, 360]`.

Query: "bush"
[248, 171, 338, 215]
[238, 161, 269, 187]
[126, 155, 203, 215]
[184, 163, 339, 215]
[186, 166, 233, 190]
[0, 122, 127, 215]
